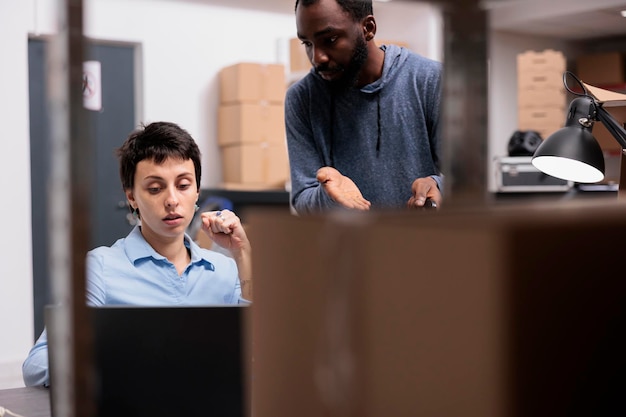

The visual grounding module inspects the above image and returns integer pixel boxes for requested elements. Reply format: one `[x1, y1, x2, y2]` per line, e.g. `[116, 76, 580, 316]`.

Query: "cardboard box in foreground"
[247, 203, 626, 417]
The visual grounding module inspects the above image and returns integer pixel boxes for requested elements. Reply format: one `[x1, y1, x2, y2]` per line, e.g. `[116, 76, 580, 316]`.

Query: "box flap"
[583, 82, 626, 107]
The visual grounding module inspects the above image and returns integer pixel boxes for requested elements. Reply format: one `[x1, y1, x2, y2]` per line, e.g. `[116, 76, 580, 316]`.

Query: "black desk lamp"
[531, 71, 626, 183]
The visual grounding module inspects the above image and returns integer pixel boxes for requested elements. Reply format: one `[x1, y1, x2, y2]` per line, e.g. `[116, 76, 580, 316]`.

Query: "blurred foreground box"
[247, 202, 626, 417]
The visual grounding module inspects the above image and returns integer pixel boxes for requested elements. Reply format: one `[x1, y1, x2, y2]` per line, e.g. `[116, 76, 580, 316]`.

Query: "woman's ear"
[125, 190, 136, 210]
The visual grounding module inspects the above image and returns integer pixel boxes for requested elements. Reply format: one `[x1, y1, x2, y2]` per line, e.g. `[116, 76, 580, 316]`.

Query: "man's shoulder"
[403, 50, 442, 72]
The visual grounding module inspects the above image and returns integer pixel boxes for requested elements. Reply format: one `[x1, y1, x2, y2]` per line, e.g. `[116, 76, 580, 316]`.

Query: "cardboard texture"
[518, 107, 564, 139]
[518, 107, 564, 127]
[289, 38, 311, 73]
[247, 204, 626, 417]
[219, 63, 286, 104]
[583, 82, 626, 106]
[576, 52, 625, 86]
[517, 71, 563, 91]
[220, 143, 289, 187]
[517, 50, 567, 135]
[517, 49, 566, 74]
[517, 88, 566, 109]
[218, 103, 285, 146]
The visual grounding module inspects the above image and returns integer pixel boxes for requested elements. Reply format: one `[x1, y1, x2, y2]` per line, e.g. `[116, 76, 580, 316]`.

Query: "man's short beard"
[328, 35, 369, 92]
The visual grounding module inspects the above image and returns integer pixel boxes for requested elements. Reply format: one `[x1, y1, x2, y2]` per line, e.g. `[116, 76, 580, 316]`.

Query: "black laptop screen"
[91, 305, 246, 417]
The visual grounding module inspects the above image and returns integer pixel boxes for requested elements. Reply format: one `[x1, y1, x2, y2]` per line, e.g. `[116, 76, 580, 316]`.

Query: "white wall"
[0, 0, 440, 389]
[0, 0, 35, 390]
[85, 0, 298, 189]
[375, 1, 443, 62]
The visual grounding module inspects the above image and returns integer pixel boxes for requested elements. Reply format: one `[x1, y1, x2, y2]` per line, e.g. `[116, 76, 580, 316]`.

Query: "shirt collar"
[124, 225, 215, 271]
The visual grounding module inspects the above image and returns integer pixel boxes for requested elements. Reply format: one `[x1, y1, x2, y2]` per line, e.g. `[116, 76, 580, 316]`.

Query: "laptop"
[91, 305, 247, 417]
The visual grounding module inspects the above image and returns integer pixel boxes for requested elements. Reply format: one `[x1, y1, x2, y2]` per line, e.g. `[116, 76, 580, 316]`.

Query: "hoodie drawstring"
[376, 93, 381, 156]
[329, 93, 335, 167]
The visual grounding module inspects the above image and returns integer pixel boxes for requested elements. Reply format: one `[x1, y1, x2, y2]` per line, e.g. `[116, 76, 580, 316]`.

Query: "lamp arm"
[596, 105, 626, 149]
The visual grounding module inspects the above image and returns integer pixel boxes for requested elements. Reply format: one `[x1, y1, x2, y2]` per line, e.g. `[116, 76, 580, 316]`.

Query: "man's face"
[296, 0, 369, 89]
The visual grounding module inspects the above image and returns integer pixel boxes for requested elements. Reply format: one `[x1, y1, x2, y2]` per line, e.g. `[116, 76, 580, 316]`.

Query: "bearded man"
[286, 0, 443, 213]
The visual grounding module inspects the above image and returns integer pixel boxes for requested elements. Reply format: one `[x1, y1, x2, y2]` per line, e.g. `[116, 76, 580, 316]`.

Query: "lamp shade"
[531, 126, 605, 183]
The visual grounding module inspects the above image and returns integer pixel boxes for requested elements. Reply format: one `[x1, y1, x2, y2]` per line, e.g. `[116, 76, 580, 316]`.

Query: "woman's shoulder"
[87, 235, 130, 261]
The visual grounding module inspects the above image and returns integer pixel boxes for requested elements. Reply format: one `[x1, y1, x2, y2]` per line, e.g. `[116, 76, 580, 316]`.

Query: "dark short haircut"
[117, 121, 202, 191]
[295, 0, 372, 21]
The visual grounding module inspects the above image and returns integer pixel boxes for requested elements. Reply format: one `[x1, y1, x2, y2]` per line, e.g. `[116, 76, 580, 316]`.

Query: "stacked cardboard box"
[517, 49, 567, 141]
[288, 38, 312, 74]
[218, 63, 289, 189]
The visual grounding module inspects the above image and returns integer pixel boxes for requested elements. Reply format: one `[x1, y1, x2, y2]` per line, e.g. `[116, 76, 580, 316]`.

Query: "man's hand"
[316, 167, 371, 211]
[407, 177, 442, 210]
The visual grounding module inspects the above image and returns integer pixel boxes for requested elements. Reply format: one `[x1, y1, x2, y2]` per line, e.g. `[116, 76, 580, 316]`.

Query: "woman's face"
[126, 156, 199, 243]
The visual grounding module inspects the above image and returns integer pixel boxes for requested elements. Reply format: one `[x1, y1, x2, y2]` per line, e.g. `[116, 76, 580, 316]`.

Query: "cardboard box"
[289, 38, 311, 74]
[375, 39, 411, 49]
[518, 88, 566, 109]
[517, 50, 567, 131]
[247, 205, 626, 417]
[220, 63, 286, 104]
[221, 143, 289, 187]
[518, 107, 564, 133]
[576, 52, 625, 86]
[218, 103, 285, 146]
[517, 70, 563, 91]
[517, 50, 566, 96]
[517, 49, 566, 74]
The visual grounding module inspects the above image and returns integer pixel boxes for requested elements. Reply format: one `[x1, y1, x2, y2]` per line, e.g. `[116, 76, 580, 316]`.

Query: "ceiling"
[486, 0, 626, 41]
[184, 0, 626, 41]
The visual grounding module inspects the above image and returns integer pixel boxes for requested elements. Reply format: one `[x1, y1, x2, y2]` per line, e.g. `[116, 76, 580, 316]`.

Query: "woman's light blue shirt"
[86, 225, 245, 306]
[22, 225, 247, 387]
